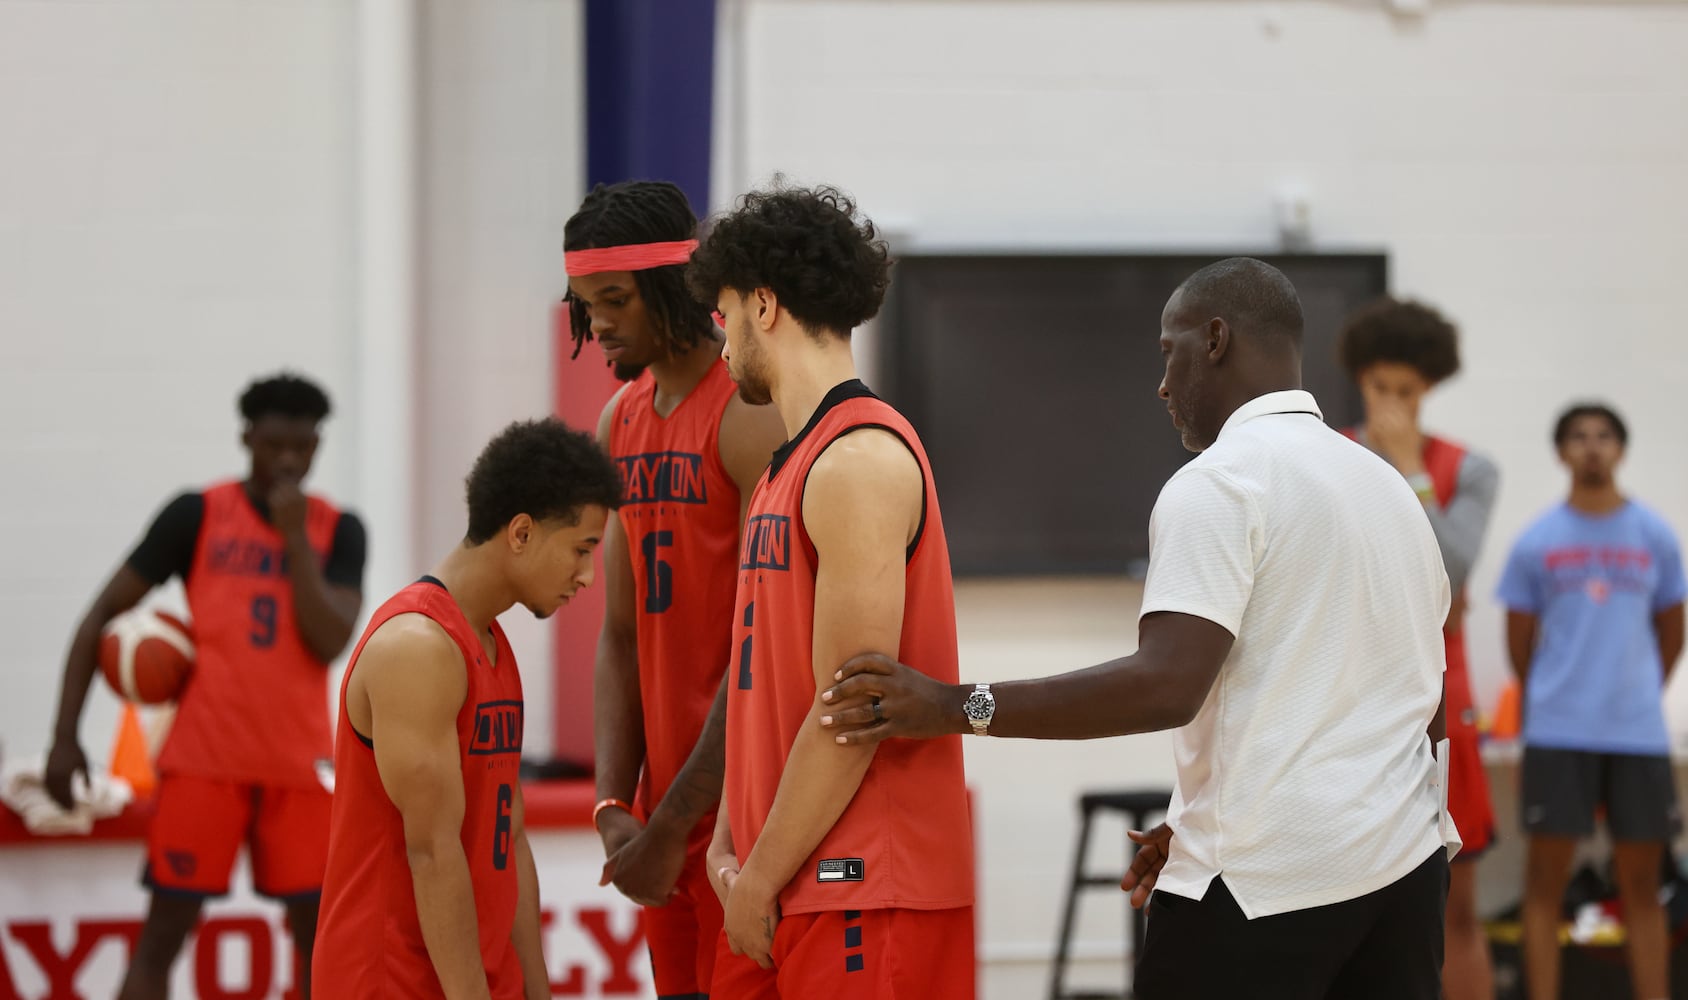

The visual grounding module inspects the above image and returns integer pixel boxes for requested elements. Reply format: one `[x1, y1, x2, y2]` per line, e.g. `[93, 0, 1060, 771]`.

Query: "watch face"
[964, 690, 993, 720]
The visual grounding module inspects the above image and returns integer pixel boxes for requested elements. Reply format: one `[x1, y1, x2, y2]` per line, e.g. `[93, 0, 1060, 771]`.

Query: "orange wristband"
[592, 797, 634, 832]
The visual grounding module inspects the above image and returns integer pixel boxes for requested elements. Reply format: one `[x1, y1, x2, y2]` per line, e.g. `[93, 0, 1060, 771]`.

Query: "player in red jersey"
[313, 418, 622, 1000]
[564, 181, 785, 999]
[44, 373, 366, 1000]
[684, 185, 976, 999]
[1338, 298, 1499, 1000]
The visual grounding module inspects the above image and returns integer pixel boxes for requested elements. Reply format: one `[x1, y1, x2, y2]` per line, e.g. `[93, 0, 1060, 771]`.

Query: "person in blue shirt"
[1497, 402, 1686, 1000]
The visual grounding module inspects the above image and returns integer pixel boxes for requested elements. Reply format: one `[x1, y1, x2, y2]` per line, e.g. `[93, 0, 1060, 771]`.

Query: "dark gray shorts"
[1521, 746, 1680, 842]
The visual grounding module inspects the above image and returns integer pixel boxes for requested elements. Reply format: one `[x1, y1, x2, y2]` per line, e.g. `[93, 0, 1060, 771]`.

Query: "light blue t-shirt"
[1496, 501, 1687, 754]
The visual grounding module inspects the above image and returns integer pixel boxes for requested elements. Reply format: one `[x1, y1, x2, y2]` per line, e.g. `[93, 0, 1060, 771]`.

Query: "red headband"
[564, 239, 698, 276]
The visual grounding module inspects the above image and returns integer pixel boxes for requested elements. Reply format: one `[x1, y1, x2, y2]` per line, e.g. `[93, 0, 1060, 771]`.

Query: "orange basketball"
[100, 609, 195, 704]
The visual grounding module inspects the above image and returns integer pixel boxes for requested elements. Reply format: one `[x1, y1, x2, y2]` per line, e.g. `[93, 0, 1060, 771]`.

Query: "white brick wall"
[0, 0, 586, 769]
[0, 0, 358, 770]
[418, 0, 585, 760]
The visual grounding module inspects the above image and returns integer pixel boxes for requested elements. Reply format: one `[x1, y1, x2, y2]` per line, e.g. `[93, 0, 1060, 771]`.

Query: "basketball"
[99, 609, 195, 705]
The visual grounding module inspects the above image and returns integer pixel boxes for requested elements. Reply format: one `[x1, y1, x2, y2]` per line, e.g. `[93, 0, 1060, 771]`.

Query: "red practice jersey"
[726, 381, 975, 915]
[1342, 429, 1496, 854]
[609, 358, 743, 819]
[158, 480, 341, 788]
[314, 578, 526, 999]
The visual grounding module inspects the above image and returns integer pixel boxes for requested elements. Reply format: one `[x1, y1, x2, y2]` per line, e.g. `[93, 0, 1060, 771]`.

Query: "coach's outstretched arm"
[821, 610, 1232, 743]
[822, 462, 1254, 743]
[364, 615, 494, 1000]
[721, 430, 922, 968]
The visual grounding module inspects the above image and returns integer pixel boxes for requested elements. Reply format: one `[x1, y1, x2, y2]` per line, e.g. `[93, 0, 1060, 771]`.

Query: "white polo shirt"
[1141, 389, 1449, 919]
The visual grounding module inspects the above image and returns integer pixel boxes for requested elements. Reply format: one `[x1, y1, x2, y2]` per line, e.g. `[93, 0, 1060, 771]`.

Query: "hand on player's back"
[44, 739, 88, 811]
[603, 820, 687, 907]
[819, 652, 959, 746]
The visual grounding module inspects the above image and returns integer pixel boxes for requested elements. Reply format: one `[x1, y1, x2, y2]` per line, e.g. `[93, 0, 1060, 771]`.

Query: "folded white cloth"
[0, 754, 133, 836]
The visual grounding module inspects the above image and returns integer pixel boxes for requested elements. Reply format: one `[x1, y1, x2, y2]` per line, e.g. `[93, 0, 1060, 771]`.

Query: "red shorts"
[144, 773, 331, 898]
[711, 907, 974, 1000]
[1444, 660, 1496, 858]
[644, 834, 725, 996]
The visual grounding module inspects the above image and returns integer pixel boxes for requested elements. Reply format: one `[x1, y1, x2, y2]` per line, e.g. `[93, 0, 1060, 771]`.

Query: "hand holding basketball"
[99, 609, 195, 704]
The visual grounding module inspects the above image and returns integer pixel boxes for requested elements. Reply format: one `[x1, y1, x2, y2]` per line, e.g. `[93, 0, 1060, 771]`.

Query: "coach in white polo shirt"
[818, 257, 1455, 999]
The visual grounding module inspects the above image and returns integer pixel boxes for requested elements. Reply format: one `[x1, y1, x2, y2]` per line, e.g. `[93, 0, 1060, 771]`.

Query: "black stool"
[1048, 788, 1173, 1000]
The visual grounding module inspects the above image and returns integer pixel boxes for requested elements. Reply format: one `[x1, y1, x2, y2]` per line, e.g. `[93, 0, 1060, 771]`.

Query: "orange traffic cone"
[109, 704, 157, 799]
[1491, 679, 1522, 741]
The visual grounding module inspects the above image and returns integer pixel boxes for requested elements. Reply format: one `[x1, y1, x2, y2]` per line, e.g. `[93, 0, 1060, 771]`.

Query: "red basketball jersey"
[726, 382, 975, 915]
[609, 358, 743, 818]
[158, 480, 341, 788]
[314, 578, 526, 1000]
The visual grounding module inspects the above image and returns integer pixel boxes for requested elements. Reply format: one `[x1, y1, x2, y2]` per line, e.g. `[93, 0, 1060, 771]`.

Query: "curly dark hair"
[686, 183, 892, 337]
[464, 418, 623, 545]
[1338, 297, 1461, 384]
[1554, 402, 1628, 447]
[564, 181, 715, 360]
[238, 372, 331, 423]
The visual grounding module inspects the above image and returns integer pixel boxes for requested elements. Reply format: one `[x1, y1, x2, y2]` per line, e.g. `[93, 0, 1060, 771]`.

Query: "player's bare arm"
[724, 429, 919, 968]
[1656, 602, 1684, 681]
[1505, 609, 1537, 683]
[45, 564, 154, 809]
[590, 389, 650, 873]
[609, 394, 788, 906]
[705, 796, 738, 908]
[509, 783, 549, 1000]
[821, 610, 1233, 744]
[271, 484, 362, 662]
[355, 612, 493, 1000]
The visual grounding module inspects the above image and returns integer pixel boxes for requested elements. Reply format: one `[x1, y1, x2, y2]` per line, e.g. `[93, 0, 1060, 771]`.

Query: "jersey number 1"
[492, 783, 513, 871]
[737, 602, 754, 690]
[641, 531, 674, 614]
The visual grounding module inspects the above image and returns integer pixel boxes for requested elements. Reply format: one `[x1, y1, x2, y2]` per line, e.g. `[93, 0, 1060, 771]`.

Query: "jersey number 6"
[641, 531, 674, 614]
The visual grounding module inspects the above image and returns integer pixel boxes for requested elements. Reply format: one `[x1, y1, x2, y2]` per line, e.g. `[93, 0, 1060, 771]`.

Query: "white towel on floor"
[0, 754, 133, 836]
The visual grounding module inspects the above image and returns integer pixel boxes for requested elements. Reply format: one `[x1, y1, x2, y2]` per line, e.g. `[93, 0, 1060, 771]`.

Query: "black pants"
[1134, 849, 1449, 1000]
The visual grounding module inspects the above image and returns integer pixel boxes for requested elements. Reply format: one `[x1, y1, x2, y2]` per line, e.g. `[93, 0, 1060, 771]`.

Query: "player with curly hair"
[45, 372, 367, 1000]
[687, 183, 975, 998]
[313, 418, 623, 1000]
[563, 180, 787, 999]
[1338, 297, 1499, 1000]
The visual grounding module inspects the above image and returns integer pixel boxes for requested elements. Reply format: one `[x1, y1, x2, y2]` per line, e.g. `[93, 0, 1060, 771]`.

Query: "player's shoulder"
[597, 381, 639, 443]
[157, 489, 207, 516]
[361, 611, 464, 677]
[1455, 446, 1500, 485]
[810, 426, 920, 487]
[718, 394, 787, 467]
[1625, 500, 1681, 545]
[1513, 504, 1573, 548]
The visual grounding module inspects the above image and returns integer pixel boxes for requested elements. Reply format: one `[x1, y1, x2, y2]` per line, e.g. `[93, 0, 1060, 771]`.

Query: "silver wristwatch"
[962, 683, 995, 736]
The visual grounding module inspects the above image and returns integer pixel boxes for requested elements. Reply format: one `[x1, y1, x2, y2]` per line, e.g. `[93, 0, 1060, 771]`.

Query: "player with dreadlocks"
[565, 180, 785, 998]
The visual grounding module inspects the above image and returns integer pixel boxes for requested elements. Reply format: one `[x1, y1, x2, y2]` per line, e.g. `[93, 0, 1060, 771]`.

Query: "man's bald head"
[1165, 257, 1304, 351]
